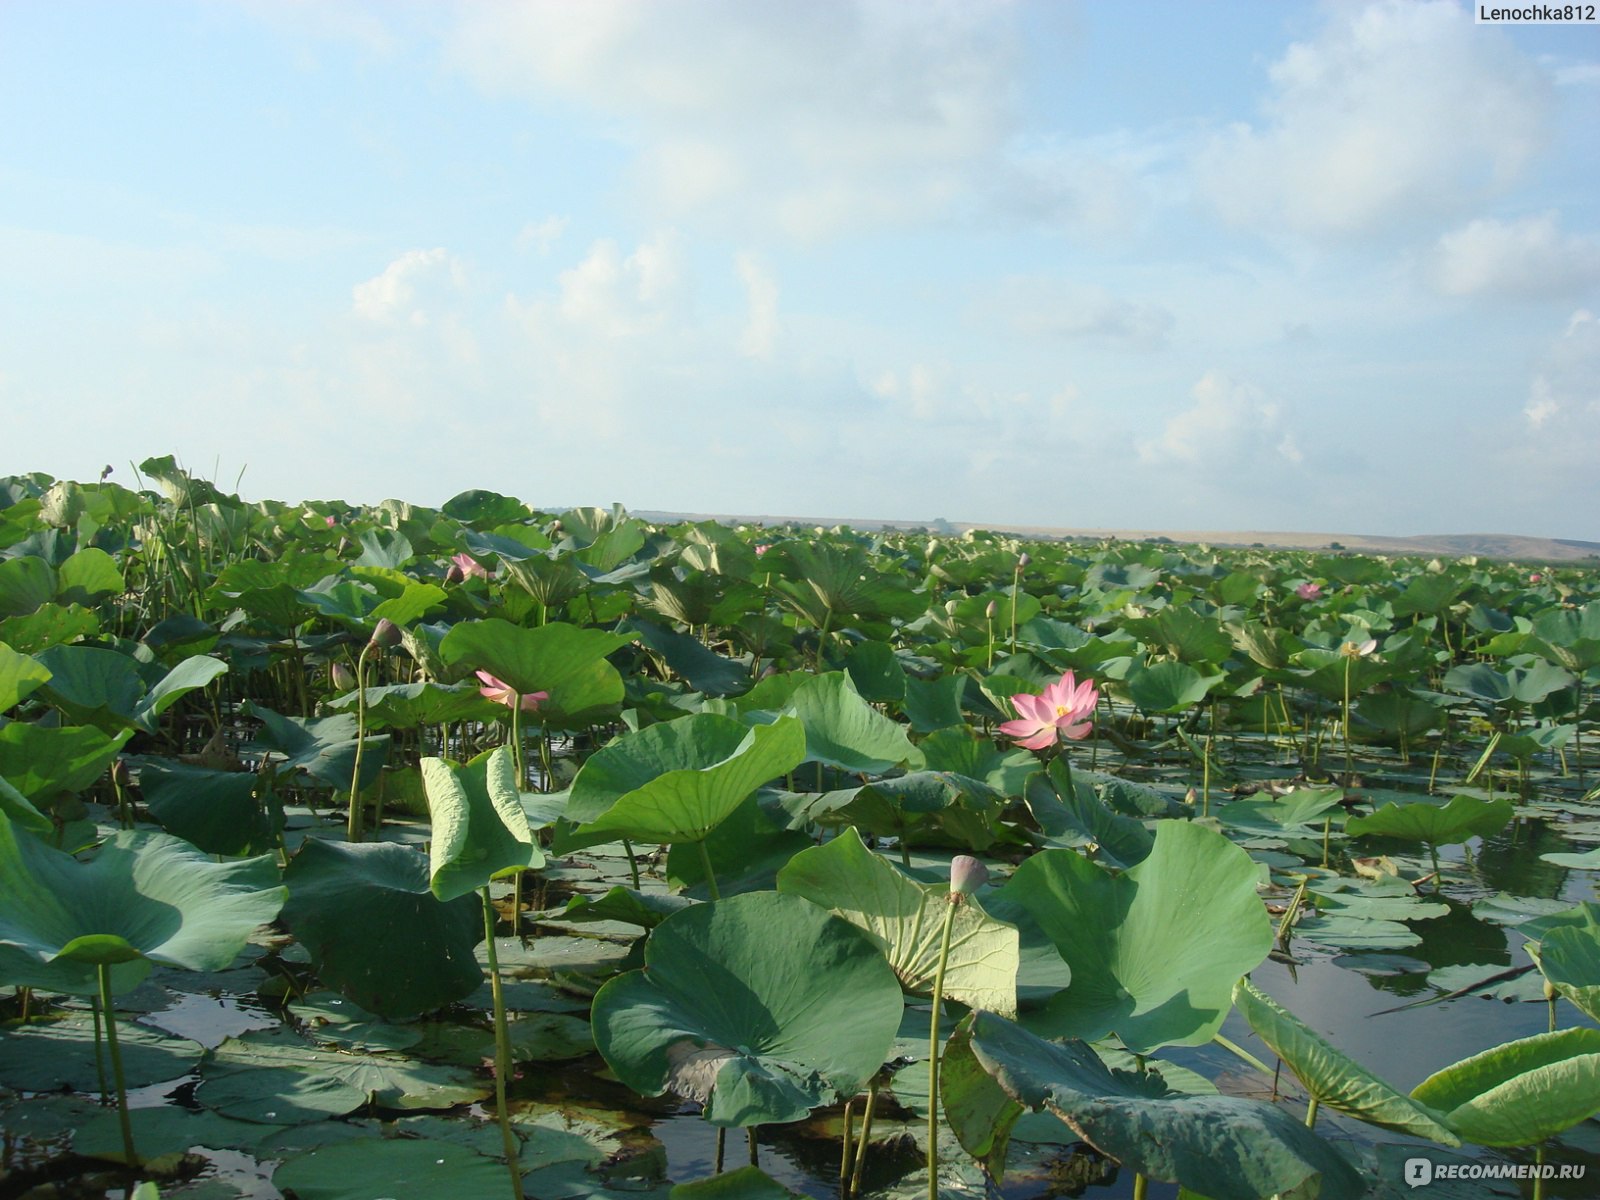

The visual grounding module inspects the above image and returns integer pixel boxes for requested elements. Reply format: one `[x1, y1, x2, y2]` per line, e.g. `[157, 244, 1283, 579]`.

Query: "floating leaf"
[592, 892, 903, 1127]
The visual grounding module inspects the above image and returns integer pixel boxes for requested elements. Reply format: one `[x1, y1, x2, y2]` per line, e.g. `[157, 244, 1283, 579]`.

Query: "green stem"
[1342, 655, 1353, 783]
[840, 1097, 855, 1189]
[697, 839, 722, 901]
[481, 889, 524, 1199]
[928, 897, 959, 1200]
[714, 1126, 726, 1173]
[1009, 568, 1020, 657]
[98, 963, 138, 1166]
[851, 1080, 879, 1199]
[1304, 1095, 1320, 1129]
[346, 643, 374, 842]
[625, 840, 641, 890]
[748, 1127, 758, 1166]
[510, 693, 526, 788]
[1132, 1173, 1148, 1200]
[1535, 1142, 1546, 1200]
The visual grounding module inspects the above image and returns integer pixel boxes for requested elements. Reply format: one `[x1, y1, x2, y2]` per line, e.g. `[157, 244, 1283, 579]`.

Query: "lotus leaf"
[422, 746, 544, 903]
[1233, 977, 1459, 1142]
[1411, 1027, 1600, 1146]
[591, 891, 903, 1127]
[783, 671, 924, 773]
[989, 820, 1271, 1052]
[282, 839, 485, 1016]
[0, 642, 50, 712]
[565, 713, 805, 848]
[777, 827, 1019, 1014]
[941, 1010, 1364, 1198]
[0, 821, 284, 996]
[439, 618, 632, 726]
[1346, 794, 1513, 846]
[1528, 924, 1600, 1024]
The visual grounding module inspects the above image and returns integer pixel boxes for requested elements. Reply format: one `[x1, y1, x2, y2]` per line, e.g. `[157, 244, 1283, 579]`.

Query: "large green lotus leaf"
[36, 647, 227, 734]
[776, 828, 1018, 1015]
[1528, 925, 1600, 1024]
[1346, 794, 1513, 847]
[1123, 606, 1233, 665]
[1218, 787, 1347, 840]
[941, 1011, 1364, 1199]
[784, 671, 924, 773]
[560, 885, 693, 930]
[422, 746, 544, 902]
[54, 546, 124, 607]
[1444, 660, 1574, 707]
[199, 1026, 488, 1124]
[566, 713, 805, 848]
[0, 601, 100, 655]
[370, 581, 448, 626]
[439, 618, 632, 726]
[989, 821, 1271, 1052]
[326, 680, 500, 731]
[664, 791, 810, 898]
[73, 1104, 275, 1165]
[0, 554, 56, 617]
[0, 1011, 203, 1091]
[0, 774, 52, 834]
[1410, 1028, 1600, 1146]
[1124, 660, 1222, 714]
[273, 1136, 510, 1200]
[1232, 978, 1459, 1143]
[0, 821, 284, 995]
[0, 642, 51, 712]
[903, 672, 966, 733]
[242, 703, 388, 791]
[591, 892, 903, 1128]
[1023, 760, 1152, 869]
[622, 616, 751, 697]
[138, 757, 278, 856]
[282, 839, 484, 1017]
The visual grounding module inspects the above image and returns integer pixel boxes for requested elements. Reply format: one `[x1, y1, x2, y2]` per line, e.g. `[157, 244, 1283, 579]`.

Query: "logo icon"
[1405, 1158, 1434, 1188]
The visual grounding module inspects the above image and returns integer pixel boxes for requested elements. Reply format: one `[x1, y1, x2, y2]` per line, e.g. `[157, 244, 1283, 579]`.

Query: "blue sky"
[3, 1, 1597, 538]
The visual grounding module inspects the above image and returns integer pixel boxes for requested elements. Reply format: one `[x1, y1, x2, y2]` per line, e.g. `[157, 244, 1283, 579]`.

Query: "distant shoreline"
[634, 510, 1600, 564]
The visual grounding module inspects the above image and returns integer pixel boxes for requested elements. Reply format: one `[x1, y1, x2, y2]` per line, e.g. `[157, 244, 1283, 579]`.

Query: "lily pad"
[272, 1136, 510, 1200]
[591, 891, 903, 1127]
[0, 1011, 203, 1091]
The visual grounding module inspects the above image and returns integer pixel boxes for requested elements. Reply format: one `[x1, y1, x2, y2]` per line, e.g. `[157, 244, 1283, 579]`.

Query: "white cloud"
[1139, 371, 1298, 468]
[1429, 212, 1600, 298]
[444, 0, 1022, 239]
[998, 279, 1175, 350]
[553, 233, 688, 338]
[735, 253, 778, 359]
[516, 216, 568, 256]
[1523, 309, 1600, 432]
[351, 248, 464, 325]
[1199, 0, 1549, 238]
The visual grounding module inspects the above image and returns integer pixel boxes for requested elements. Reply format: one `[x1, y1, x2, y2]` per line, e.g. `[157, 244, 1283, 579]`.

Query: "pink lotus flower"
[325, 515, 337, 528]
[452, 552, 490, 581]
[754, 544, 771, 557]
[998, 670, 1098, 751]
[475, 670, 549, 713]
[1530, 573, 1543, 583]
[1296, 582, 1322, 600]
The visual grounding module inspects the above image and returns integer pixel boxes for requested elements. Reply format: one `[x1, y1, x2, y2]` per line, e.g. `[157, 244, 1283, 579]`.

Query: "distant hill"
[634, 510, 1600, 563]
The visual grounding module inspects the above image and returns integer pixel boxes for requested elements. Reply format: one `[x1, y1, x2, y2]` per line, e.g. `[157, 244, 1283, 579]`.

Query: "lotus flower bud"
[370, 618, 402, 650]
[444, 563, 466, 585]
[944, 598, 960, 615]
[985, 599, 997, 619]
[1017, 552, 1031, 570]
[950, 855, 989, 897]
[331, 661, 356, 691]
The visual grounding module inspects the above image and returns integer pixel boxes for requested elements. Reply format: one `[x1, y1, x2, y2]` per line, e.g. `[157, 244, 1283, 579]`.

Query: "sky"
[2, 1, 1597, 539]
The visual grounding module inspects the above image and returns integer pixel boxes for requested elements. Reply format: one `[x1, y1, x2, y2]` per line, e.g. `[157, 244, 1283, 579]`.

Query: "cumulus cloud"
[1138, 371, 1299, 468]
[443, 0, 1021, 239]
[1199, 0, 1550, 238]
[516, 216, 568, 256]
[552, 232, 688, 339]
[1524, 309, 1600, 433]
[352, 248, 465, 324]
[1429, 213, 1600, 298]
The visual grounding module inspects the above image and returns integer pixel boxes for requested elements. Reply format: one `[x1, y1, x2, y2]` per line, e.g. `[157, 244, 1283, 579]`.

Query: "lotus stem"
[1304, 1095, 1319, 1129]
[1212, 1032, 1273, 1076]
[748, 1127, 758, 1166]
[851, 1080, 879, 1198]
[1132, 1174, 1148, 1200]
[510, 692, 526, 787]
[481, 888, 524, 1200]
[92, 997, 108, 1099]
[714, 1127, 725, 1173]
[927, 896, 959, 1200]
[1321, 816, 1331, 869]
[98, 963, 138, 1166]
[697, 839, 722, 901]
[625, 840, 641, 890]
[1342, 655, 1354, 783]
[346, 641, 374, 842]
[840, 1097, 855, 1187]
[1535, 1143, 1546, 1200]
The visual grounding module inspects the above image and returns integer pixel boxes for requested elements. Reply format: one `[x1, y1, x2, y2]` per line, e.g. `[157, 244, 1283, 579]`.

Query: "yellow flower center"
[1055, 704, 1069, 717]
